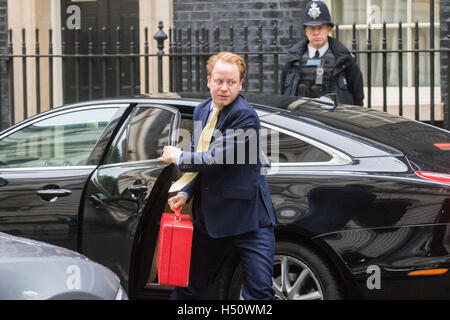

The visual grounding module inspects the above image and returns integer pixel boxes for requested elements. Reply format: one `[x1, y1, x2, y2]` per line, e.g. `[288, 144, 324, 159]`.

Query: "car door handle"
[89, 194, 103, 208]
[37, 189, 72, 201]
[127, 185, 148, 195]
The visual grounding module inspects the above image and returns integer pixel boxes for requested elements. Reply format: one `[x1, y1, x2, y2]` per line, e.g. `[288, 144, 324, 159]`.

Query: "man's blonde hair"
[206, 52, 247, 81]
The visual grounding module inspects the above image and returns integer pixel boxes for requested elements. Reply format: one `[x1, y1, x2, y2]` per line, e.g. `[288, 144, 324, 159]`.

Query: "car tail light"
[433, 143, 450, 151]
[415, 171, 450, 184]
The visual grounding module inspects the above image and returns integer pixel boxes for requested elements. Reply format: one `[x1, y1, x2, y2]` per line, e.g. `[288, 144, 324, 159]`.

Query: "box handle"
[173, 206, 182, 221]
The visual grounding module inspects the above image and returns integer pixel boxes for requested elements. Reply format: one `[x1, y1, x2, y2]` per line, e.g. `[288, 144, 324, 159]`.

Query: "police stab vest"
[297, 48, 336, 98]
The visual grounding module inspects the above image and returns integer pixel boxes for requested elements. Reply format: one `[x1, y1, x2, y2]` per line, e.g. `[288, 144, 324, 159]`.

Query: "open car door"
[80, 103, 181, 297]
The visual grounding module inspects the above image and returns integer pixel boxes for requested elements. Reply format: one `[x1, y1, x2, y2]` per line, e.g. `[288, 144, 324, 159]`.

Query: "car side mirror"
[0, 177, 8, 187]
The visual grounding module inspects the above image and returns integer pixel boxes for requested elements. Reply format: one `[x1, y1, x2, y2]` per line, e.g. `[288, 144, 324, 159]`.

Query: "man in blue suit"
[158, 52, 276, 300]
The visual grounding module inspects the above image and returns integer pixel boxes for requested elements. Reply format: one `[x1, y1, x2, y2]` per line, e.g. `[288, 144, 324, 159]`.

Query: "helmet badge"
[308, 2, 321, 20]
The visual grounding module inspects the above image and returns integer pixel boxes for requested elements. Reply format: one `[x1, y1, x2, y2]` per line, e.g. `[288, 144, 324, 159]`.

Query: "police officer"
[280, 0, 364, 106]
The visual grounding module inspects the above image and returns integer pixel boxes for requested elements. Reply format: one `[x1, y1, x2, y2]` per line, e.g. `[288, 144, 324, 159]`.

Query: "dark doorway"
[61, 0, 140, 103]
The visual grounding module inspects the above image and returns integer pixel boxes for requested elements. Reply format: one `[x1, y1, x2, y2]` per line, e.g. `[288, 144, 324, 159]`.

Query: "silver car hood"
[0, 232, 124, 300]
[0, 232, 86, 259]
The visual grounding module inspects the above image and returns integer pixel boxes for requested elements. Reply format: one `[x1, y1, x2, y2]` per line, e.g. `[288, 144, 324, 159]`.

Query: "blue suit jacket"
[178, 94, 276, 238]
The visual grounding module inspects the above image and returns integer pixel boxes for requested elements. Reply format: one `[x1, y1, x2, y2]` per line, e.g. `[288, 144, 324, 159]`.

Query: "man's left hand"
[158, 146, 182, 163]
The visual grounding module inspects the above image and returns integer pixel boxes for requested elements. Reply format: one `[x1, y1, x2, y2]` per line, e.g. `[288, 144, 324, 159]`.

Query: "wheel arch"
[274, 226, 358, 299]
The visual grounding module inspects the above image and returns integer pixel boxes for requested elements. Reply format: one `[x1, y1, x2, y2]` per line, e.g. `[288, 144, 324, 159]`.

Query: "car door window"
[0, 107, 118, 168]
[261, 126, 331, 163]
[104, 106, 175, 164]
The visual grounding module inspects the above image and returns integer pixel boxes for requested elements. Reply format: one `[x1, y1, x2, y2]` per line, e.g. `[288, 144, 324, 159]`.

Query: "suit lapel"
[201, 100, 213, 128]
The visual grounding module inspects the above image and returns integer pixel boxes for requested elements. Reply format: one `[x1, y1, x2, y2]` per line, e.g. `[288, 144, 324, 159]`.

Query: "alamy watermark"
[66, 4, 81, 30]
[66, 265, 81, 290]
[366, 265, 381, 290]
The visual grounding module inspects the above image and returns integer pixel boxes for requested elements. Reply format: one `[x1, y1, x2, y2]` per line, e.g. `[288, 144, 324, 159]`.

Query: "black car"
[0, 93, 449, 300]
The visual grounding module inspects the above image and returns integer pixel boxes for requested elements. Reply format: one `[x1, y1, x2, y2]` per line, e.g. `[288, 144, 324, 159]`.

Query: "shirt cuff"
[177, 191, 190, 201]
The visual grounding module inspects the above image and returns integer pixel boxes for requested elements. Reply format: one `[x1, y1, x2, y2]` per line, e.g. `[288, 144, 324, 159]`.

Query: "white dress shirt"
[307, 42, 329, 58]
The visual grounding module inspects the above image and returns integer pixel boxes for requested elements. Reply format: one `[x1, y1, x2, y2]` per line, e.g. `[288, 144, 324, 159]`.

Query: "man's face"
[305, 24, 332, 49]
[207, 60, 243, 108]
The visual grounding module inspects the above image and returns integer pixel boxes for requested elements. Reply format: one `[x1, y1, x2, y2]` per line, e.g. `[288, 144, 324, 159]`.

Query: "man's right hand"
[168, 193, 188, 210]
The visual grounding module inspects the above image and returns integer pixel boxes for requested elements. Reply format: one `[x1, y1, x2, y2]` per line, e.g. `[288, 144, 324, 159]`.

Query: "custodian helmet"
[303, 1, 334, 28]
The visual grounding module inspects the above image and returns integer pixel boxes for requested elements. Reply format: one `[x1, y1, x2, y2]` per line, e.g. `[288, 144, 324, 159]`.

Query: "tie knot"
[314, 50, 320, 58]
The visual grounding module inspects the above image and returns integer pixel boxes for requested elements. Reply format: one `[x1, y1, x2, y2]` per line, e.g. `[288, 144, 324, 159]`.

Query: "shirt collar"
[307, 42, 329, 58]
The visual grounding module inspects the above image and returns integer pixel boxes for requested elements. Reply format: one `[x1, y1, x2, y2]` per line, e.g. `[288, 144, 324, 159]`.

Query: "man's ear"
[207, 76, 211, 89]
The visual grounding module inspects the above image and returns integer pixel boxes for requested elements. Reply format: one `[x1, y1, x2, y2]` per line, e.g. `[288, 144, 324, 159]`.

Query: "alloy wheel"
[272, 254, 323, 300]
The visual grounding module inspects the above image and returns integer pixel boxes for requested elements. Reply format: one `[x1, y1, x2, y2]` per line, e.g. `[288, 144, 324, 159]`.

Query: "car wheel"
[227, 241, 344, 300]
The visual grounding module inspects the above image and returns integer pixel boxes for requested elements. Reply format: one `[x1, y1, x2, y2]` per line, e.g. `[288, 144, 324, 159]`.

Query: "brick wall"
[173, 0, 309, 93]
[0, 0, 8, 131]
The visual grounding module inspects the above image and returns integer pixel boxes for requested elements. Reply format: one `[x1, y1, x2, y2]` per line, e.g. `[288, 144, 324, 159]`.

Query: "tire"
[227, 241, 344, 300]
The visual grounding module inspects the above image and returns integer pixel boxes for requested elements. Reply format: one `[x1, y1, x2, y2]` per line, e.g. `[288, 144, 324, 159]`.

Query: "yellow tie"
[169, 106, 221, 193]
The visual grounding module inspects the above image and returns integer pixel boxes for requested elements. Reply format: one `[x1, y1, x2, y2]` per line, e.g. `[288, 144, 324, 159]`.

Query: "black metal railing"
[0, 20, 449, 130]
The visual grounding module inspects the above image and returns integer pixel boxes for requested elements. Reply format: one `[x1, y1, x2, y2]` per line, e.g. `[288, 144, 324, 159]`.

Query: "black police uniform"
[280, 0, 364, 106]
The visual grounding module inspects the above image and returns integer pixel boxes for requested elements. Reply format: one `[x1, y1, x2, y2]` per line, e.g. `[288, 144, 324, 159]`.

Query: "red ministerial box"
[157, 207, 193, 287]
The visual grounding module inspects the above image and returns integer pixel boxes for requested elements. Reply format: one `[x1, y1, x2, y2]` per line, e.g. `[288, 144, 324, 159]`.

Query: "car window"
[0, 107, 118, 168]
[104, 106, 175, 164]
[261, 126, 331, 163]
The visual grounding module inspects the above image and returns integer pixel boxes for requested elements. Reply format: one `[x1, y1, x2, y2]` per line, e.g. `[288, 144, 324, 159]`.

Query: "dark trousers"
[170, 226, 275, 300]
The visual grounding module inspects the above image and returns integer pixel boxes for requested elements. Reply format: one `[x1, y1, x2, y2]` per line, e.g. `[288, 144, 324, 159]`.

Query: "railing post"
[7, 29, 14, 126]
[200, 26, 206, 91]
[187, 27, 192, 92]
[48, 28, 54, 109]
[258, 24, 263, 93]
[398, 21, 403, 116]
[243, 25, 248, 92]
[101, 27, 107, 98]
[144, 27, 149, 94]
[178, 28, 183, 92]
[130, 26, 136, 96]
[195, 29, 200, 92]
[446, 19, 450, 130]
[22, 28, 27, 120]
[35, 28, 40, 115]
[273, 22, 279, 95]
[154, 21, 167, 93]
[172, 27, 177, 92]
[88, 27, 93, 100]
[75, 28, 80, 102]
[367, 24, 372, 109]
[61, 27, 66, 104]
[168, 28, 173, 92]
[414, 21, 419, 121]
[382, 21, 387, 113]
[429, 0, 435, 125]
[115, 26, 121, 96]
